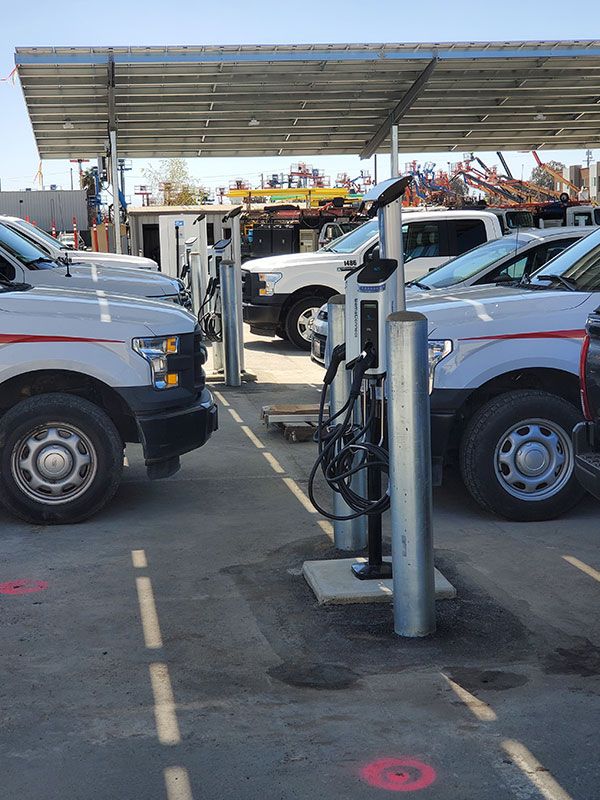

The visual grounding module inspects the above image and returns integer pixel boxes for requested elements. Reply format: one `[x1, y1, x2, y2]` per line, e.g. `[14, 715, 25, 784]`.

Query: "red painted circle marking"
[360, 758, 436, 792]
[0, 579, 48, 595]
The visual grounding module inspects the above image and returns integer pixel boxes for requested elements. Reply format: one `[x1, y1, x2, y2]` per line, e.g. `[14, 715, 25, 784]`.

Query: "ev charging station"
[309, 176, 437, 638]
[193, 206, 253, 386]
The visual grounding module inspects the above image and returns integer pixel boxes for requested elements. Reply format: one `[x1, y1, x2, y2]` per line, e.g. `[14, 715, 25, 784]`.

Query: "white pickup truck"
[0, 215, 158, 270]
[243, 209, 503, 349]
[0, 277, 217, 525]
[0, 223, 190, 309]
[421, 229, 600, 521]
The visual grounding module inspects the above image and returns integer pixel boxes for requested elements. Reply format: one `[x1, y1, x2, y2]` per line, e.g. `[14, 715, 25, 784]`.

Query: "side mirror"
[366, 245, 380, 263]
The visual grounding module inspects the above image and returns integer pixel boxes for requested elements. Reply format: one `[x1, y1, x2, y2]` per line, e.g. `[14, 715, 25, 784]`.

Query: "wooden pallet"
[261, 404, 327, 442]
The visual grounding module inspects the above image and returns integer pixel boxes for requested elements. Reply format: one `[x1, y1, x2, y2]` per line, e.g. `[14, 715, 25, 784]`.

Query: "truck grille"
[242, 269, 252, 301]
[193, 327, 207, 391]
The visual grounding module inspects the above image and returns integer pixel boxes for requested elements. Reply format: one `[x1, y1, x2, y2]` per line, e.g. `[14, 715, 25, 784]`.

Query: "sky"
[2, 0, 600, 203]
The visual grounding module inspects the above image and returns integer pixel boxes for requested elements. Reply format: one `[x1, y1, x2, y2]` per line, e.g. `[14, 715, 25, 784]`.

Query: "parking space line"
[213, 390, 229, 407]
[227, 407, 243, 423]
[164, 766, 194, 800]
[131, 549, 148, 568]
[149, 663, 181, 745]
[136, 577, 163, 649]
[441, 674, 498, 721]
[562, 555, 600, 583]
[501, 739, 573, 800]
[263, 451, 285, 473]
[240, 425, 264, 449]
[317, 519, 334, 539]
[283, 477, 317, 514]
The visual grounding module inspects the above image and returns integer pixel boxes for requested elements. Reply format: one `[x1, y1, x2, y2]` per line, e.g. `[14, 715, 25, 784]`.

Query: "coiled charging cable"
[308, 344, 391, 521]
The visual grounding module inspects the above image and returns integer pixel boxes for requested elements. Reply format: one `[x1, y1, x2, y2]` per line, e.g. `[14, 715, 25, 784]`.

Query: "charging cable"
[308, 345, 390, 520]
[197, 277, 222, 342]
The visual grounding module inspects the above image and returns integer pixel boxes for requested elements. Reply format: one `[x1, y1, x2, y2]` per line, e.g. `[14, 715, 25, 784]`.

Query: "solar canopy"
[14, 41, 600, 160]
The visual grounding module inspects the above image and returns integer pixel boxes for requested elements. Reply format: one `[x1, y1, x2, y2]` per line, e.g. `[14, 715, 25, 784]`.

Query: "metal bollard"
[189, 252, 202, 316]
[327, 296, 367, 551]
[220, 262, 242, 386]
[386, 311, 436, 637]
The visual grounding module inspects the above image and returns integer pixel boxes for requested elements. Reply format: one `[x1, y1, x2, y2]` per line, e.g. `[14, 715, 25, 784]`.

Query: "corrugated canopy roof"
[14, 41, 600, 160]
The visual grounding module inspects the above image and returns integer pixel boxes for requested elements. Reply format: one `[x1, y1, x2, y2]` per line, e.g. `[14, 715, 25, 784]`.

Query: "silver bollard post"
[386, 311, 436, 637]
[327, 296, 367, 551]
[190, 252, 202, 316]
[220, 262, 241, 386]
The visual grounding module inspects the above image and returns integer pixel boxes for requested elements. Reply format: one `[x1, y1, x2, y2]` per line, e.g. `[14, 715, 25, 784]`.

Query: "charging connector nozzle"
[323, 343, 346, 386]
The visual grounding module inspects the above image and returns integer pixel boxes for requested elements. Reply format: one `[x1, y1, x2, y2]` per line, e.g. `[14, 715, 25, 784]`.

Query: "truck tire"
[285, 296, 325, 350]
[459, 390, 584, 521]
[0, 393, 123, 525]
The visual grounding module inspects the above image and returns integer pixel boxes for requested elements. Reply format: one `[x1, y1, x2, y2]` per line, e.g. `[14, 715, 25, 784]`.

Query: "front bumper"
[242, 300, 285, 333]
[573, 420, 600, 500]
[134, 387, 218, 467]
[311, 332, 327, 365]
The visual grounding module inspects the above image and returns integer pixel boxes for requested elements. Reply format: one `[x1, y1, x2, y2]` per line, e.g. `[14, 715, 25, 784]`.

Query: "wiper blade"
[0, 281, 32, 292]
[535, 274, 578, 291]
[26, 257, 55, 267]
[406, 280, 431, 290]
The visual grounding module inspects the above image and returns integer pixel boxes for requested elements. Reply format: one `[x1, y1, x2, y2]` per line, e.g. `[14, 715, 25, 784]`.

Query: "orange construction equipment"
[532, 152, 579, 197]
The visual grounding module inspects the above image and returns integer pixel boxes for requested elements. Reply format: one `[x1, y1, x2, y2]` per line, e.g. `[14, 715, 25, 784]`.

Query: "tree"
[529, 160, 566, 191]
[142, 158, 209, 205]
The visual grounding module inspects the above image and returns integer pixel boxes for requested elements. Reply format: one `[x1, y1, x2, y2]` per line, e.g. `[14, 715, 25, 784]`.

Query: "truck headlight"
[258, 272, 282, 296]
[133, 336, 180, 389]
[428, 339, 452, 394]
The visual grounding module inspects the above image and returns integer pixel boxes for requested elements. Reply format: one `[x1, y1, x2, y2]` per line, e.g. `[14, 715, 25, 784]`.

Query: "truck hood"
[33, 262, 181, 298]
[245, 248, 353, 271]
[407, 284, 592, 337]
[69, 250, 158, 270]
[0, 286, 195, 337]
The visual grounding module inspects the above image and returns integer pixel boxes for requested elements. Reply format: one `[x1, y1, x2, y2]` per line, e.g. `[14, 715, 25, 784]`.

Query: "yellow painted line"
[562, 555, 600, 583]
[131, 549, 148, 569]
[501, 739, 573, 800]
[441, 674, 497, 721]
[263, 451, 285, 473]
[149, 663, 181, 745]
[240, 425, 264, 449]
[227, 407, 243, 423]
[136, 577, 163, 649]
[164, 766, 194, 800]
[317, 520, 334, 540]
[283, 477, 317, 514]
[213, 390, 229, 407]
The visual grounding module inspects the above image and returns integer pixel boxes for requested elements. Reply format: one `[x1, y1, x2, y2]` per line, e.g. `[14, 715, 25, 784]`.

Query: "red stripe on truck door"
[0, 334, 125, 344]
[459, 329, 585, 341]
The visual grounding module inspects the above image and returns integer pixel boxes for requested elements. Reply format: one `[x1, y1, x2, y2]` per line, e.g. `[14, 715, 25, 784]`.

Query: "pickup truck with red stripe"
[415, 229, 600, 521]
[0, 281, 217, 525]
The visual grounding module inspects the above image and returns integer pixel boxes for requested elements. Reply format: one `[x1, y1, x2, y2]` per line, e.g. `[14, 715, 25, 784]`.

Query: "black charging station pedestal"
[351, 388, 393, 581]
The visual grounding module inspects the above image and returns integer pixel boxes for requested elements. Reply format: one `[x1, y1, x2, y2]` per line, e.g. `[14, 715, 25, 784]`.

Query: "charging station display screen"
[360, 301, 379, 369]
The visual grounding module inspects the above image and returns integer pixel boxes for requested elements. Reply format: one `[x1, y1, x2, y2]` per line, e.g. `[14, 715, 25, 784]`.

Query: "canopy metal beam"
[360, 58, 438, 160]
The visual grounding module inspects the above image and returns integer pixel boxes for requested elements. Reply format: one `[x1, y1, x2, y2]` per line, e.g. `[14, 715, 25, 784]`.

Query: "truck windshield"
[323, 220, 378, 254]
[10, 219, 66, 251]
[531, 228, 600, 291]
[0, 224, 58, 269]
[414, 235, 532, 289]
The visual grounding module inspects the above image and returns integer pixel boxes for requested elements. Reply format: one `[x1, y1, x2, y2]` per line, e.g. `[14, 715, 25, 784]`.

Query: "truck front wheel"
[285, 296, 325, 350]
[459, 390, 585, 521]
[0, 393, 123, 525]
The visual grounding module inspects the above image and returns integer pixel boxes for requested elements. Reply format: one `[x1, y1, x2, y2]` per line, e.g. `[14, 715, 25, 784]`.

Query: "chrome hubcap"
[12, 424, 97, 504]
[297, 306, 321, 342]
[494, 418, 573, 501]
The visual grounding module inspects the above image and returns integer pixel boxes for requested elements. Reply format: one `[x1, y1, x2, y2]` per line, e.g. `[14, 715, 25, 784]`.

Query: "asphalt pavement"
[1, 331, 598, 800]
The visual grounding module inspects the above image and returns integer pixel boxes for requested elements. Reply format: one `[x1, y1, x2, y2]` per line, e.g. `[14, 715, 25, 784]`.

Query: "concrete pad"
[302, 557, 457, 604]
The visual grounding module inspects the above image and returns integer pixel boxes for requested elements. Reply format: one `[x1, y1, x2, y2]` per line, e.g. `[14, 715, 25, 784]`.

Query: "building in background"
[0, 190, 88, 233]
